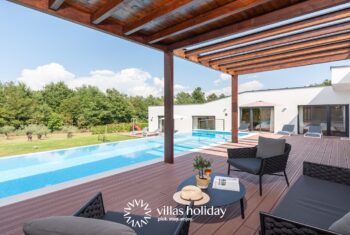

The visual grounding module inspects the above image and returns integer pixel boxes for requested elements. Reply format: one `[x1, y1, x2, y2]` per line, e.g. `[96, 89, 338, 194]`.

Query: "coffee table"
[176, 172, 246, 219]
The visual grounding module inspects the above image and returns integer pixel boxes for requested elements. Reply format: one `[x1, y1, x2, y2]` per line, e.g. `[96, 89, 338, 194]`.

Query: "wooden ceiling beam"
[92, 0, 123, 25]
[49, 0, 64, 10]
[146, 0, 272, 44]
[234, 52, 350, 75]
[168, 0, 350, 51]
[9, 0, 166, 51]
[220, 41, 350, 70]
[199, 21, 350, 62]
[212, 32, 350, 66]
[184, 7, 350, 57]
[228, 48, 350, 72]
[123, 0, 193, 36]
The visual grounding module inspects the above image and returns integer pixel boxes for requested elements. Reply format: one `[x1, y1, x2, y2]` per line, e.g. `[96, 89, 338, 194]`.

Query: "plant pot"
[196, 175, 210, 189]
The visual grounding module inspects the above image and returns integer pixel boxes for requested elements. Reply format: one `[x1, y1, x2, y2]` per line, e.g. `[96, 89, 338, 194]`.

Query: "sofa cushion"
[256, 137, 286, 159]
[273, 176, 350, 230]
[329, 211, 350, 235]
[103, 211, 181, 235]
[23, 216, 136, 235]
[227, 158, 262, 174]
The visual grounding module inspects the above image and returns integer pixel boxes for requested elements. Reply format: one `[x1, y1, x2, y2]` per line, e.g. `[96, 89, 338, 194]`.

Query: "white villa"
[148, 66, 350, 137]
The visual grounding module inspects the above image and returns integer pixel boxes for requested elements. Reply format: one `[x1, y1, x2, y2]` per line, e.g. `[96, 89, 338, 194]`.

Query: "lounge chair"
[142, 128, 161, 137]
[277, 124, 295, 136]
[238, 123, 250, 132]
[227, 136, 291, 196]
[304, 125, 323, 138]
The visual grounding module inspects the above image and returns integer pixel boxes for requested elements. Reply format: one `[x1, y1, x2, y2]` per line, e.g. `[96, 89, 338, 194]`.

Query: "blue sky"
[1, 1, 349, 96]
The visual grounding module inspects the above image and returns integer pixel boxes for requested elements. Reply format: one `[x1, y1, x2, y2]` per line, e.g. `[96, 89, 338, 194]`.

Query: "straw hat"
[173, 185, 210, 206]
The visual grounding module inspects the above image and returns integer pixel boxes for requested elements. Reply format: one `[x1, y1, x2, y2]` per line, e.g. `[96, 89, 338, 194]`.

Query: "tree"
[0, 82, 34, 128]
[309, 79, 331, 87]
[219, 93, 226, 99]
[175, 92, 193, 104]
[62, 125, 78, 138]
[107, 89, 134, 122]
[47, 113, 64, 132]
[42, 82, 73, 110]
[191, 87, 206, 104]
[206, 93, 218, 102]
[0, 125, 15, 139]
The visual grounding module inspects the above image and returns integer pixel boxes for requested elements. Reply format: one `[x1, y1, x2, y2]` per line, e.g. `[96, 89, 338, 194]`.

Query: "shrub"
[62, 125, 78, 138]
[47, 113, 64, 132]
[0, 125, 15, 139]
[91, 123, 133, 135]
[22, 124, 48, 140]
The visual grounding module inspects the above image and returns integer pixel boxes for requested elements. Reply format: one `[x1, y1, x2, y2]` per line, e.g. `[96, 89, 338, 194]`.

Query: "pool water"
[0, 130, 249, 198]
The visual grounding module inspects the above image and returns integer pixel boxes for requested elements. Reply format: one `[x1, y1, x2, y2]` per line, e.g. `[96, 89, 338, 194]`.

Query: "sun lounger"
[238, 123, 250, 132]
[277, 124, 295, 136]
[304, 125, 323, 138]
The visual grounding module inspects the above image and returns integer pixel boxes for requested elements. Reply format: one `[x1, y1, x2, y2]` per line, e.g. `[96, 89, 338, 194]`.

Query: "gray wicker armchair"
[74, 192, 193, 235]
[227, 143, 291, 196]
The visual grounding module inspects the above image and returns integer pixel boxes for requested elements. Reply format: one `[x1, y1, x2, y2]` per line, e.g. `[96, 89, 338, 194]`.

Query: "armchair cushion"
[23, 216, 136, 235]
[256, 136, 286, 159]
[329, 211, 350, 235]
[227, 158, 262, 174]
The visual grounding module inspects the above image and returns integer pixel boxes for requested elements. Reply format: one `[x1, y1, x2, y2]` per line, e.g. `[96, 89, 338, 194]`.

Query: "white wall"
[148, 86, 350, 134]
[332, 66, 350, 91]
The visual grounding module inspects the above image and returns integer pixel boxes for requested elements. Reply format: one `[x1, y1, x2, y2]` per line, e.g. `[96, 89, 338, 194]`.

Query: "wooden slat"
[9, 0, 166, 51]
[123, 0, 193, 35]
[49, 0, 64, 10]
[164, 51, 174, 164]
[147, 0, 272, 44]
[210, 33, 350, 66]
[167, 0, 350, 50]
[234, 52, 350, 75]
[198, 21, 350, 62]
[229, 48, 350, 71]
[219, 40, 350, 70]
[92, 0, 124, 25]
[184, 7, 350, 57]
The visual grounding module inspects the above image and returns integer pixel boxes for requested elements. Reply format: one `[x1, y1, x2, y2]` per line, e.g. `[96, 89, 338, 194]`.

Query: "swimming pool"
[0, 130, 249, 199]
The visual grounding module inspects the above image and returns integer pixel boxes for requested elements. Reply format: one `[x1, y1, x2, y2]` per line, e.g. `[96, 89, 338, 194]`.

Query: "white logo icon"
[124, 199, 152, 228]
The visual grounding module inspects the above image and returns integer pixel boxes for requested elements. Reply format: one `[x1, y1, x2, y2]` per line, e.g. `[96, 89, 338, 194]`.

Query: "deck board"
[0, 135, 350, 235]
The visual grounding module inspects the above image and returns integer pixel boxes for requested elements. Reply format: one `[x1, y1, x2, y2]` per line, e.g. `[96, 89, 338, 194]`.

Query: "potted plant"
[193, 155, 212, 189]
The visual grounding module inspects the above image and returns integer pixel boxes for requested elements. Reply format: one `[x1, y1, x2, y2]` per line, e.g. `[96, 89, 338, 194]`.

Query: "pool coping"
[0, 132, 256, 207]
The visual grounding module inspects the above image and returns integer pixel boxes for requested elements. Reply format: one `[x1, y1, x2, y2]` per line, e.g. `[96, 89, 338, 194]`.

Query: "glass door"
[240, 107, 274, 132]
[330, 105, 348, 136]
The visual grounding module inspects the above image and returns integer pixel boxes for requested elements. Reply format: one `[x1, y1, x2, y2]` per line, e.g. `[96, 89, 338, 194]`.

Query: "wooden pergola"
[10, 0, 350, 164]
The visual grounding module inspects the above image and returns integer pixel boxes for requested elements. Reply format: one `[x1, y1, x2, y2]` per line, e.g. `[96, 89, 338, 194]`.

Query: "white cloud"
[214, 73, 231, 86]
[206, 80, 264, 96]
[18, 63, 75, 90]
[239, 80, 264, 92]
[17, 63, 186, 97]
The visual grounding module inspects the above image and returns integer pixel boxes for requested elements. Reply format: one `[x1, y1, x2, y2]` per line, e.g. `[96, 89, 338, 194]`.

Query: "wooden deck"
[1, 135, 350, 235]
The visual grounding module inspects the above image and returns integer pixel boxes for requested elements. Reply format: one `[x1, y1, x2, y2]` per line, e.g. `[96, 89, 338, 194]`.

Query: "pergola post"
[164, 51, 174, 163]
[231, 74, 238, 143]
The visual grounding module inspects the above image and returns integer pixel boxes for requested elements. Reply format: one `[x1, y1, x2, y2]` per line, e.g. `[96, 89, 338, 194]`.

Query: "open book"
[212, 176, 240, 192]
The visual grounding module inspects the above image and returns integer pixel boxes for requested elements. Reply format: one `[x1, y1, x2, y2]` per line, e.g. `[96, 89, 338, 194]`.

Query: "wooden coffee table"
[176, 172, 246, 219]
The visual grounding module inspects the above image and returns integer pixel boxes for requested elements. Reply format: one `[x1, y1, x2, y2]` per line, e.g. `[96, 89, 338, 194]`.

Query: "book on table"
[212, 176, 240, 192]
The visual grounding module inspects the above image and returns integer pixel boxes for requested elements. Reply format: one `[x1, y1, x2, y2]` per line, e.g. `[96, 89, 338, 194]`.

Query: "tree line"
[0, 82, 226, 134]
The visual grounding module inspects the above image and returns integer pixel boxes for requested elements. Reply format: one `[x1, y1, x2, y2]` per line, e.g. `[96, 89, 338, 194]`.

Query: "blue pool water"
[0, 130, 249, 198]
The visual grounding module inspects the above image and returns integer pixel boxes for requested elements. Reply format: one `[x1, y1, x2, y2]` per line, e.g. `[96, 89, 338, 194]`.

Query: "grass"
[0, 132, 138, 157]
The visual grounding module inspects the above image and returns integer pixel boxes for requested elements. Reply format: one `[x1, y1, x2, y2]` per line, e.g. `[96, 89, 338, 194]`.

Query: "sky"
[1, 1, 349, 97]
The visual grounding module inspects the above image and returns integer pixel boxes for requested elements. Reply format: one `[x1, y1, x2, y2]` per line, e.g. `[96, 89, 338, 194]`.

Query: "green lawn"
[0, 133, 137, 157]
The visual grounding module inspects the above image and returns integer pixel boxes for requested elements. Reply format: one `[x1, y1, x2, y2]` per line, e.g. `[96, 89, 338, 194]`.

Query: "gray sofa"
[260, 161, 350, 235]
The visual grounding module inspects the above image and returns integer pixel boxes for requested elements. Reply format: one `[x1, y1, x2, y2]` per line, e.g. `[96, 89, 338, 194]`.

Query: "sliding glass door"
[298, 105, 349, 136]
[240, 107, 274, 132]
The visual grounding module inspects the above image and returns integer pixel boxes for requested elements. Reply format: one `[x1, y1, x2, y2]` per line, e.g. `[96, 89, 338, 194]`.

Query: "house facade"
[148, 66, 350, 137]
